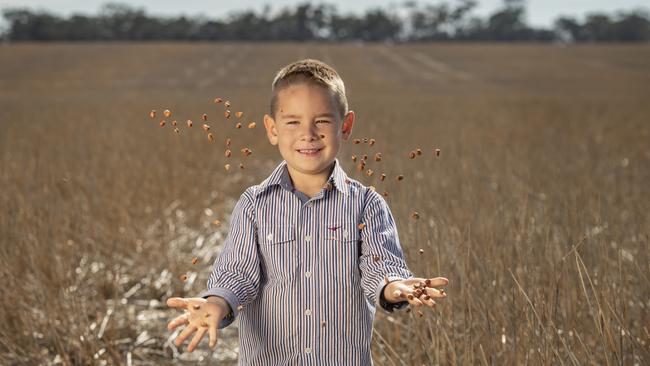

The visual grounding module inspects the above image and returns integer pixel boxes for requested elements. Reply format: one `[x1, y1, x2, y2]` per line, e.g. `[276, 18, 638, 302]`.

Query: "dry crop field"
[0, 42, 649, 365]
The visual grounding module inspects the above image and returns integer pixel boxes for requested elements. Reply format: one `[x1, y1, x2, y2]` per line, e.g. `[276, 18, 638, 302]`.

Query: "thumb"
[166, 297, 188, 309]
[208, 323, 219, 349]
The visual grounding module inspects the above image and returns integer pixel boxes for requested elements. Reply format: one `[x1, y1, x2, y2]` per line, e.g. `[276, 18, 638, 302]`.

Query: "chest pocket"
[321, 221, 361, 283]
[258, 225, 297, 281]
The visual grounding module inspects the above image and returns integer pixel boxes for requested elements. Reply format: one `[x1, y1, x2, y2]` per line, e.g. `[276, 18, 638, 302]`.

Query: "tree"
[613, 10, 650, 41]
[98, 3, 148, 40]
[329, 13, 363, 41]
[407, 3, 451, 40]
[360, 9, 402, 42]
[1, 0, 648, 43]
[3, 9, 65, 40]
[554, 16, 584, 42]
[485, 0, 528, 41]
[583, 13, 613, 41]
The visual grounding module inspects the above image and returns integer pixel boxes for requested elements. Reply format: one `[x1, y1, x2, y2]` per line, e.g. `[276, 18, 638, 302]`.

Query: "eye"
[316, 120, 331, 124]
[286, 120, 299, 125]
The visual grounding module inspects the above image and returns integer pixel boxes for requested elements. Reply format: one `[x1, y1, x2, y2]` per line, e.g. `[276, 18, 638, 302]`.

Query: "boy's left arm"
[358, 190, 413, 313]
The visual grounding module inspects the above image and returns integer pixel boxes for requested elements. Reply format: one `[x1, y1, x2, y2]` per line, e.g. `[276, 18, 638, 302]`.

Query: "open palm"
[166, 297, 228, 352]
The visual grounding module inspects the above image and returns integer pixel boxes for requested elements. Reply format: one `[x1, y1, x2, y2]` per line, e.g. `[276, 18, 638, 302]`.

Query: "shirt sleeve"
[358, 189, 413, 313]
[199, 189, 261, 328]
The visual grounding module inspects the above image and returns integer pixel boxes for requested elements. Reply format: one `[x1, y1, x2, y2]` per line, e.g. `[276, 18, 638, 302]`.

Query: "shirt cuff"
[198, 287, 240, 329]
[376, 275, 411, 313]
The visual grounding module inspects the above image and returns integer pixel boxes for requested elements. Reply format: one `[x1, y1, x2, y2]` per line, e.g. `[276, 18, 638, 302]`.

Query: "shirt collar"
[255, 158, 350, 197]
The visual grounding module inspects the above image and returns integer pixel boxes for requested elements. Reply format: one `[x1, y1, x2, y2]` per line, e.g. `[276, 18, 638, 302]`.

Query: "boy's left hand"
[384, 277, 448, 308]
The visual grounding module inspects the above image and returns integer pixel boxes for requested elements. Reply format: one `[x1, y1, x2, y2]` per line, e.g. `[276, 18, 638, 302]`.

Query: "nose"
[299, 122, 320, 141]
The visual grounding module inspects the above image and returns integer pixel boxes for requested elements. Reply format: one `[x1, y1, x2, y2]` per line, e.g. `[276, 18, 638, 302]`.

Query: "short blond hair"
[270, 59, 348, 120]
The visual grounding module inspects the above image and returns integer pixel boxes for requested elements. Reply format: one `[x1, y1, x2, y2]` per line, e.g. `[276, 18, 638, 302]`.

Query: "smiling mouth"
[296, 148, 323, 156]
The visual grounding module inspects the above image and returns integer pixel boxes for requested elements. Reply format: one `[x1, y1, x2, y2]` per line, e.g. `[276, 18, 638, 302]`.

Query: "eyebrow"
[281, 113, 335, 119]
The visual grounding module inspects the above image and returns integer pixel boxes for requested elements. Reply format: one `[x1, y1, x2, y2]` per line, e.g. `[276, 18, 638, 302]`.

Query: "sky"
[2, 0, 649, 27]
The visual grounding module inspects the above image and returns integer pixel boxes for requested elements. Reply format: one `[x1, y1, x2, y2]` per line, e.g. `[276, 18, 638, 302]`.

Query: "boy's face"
[263, 82, 355, 178]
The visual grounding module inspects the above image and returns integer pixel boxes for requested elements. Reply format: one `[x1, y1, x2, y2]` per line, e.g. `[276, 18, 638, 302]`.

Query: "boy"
[166, 59, 448, 364]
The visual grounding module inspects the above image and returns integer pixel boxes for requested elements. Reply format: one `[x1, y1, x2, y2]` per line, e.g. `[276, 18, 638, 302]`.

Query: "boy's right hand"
[166, 296, 230, 352]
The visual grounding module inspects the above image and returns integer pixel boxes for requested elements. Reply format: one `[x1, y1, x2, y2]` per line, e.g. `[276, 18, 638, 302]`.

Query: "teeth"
[299, 149, 320, 153]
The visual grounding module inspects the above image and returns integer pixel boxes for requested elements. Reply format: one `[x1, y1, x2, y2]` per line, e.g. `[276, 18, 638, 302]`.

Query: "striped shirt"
[200, 158, 413, 365]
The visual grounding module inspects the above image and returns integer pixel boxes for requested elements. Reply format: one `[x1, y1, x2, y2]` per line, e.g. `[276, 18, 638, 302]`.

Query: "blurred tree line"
[1, 0, 649, 42]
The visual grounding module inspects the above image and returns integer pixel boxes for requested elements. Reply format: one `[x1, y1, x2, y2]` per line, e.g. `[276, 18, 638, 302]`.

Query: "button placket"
[299, 208, 317, 357]
[303, 232, 312, 278]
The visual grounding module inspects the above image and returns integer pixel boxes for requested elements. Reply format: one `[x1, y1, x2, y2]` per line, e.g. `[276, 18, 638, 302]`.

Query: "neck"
[287, 162, 335, 198]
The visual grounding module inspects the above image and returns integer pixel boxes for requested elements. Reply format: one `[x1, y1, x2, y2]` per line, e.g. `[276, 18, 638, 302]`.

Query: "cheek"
[277, 133, 296, 149]
[320, 124, 339, 136]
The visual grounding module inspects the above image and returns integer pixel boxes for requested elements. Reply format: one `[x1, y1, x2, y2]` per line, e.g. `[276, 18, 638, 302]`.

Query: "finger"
[167, 297, 189, 309]
[418, 293, 437, 308]
[406, 293, 424, 307]
[167, 313, 189, 330]
[174, 325, 196, 347]
[425, 277, 449, 288]
[424, 287, 447, 298]
[187, 327, 207, 352]
[208, 322, 219, 349]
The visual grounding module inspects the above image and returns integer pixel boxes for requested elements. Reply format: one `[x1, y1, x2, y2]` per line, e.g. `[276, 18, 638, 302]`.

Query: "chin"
[292, 161, 327, 173]
[288, 157, 335, 174]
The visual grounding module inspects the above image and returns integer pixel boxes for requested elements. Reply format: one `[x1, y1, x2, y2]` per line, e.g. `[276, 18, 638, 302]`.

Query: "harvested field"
[1, 42, 649, 365]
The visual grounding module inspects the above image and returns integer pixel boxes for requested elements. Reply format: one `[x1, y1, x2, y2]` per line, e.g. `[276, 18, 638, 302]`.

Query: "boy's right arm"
[199, 189, 260, 328]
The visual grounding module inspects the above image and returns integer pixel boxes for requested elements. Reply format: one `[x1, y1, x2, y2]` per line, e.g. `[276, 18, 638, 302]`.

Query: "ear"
[263, 113, 279, 145]
[341, 110, 355, 141]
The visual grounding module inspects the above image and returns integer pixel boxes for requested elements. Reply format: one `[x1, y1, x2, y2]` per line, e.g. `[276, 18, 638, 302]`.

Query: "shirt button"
[305, 309, 312, 316]
[266, 233, 273, 241]
[306, 202, 313, 208]
[305, 235, 311, 242]
[305, 271, 311, 278]
[305, 347, 311, 354]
